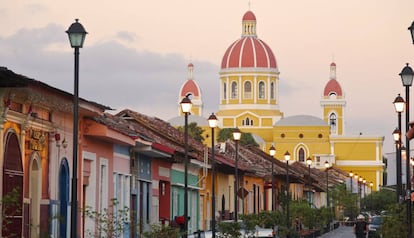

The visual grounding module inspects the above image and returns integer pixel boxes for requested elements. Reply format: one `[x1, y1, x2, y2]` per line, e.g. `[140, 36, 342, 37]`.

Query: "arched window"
[258, 81, 265, 99]
[223, 82, 227, 99]
[242, 117, 253, 126]
[298, 148, 305, 162]
[231, 81, 238, 99]
[329, 113, 337, 134]
[244, 81, 252, 99]
[270, 81, 275, 99]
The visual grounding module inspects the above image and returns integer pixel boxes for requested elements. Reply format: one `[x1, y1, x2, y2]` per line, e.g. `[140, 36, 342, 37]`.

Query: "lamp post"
[284, 151, 291, 229]
[369, 181, 373, 211]
[349, 171, 354, 220]
[306, 157, 312, 205]
[349, 171, 354, 193]
[66, 19, 87, 238]
[400, 62, 414, 238]
[394, 93, 405, 202]
[269, 145, 276, 212]
[208, 113, 218, 238]
[324, 161, 330, 207]
[363, 179, 366, 210]
[232, 128, 241, 222]
[358, 177, 363, 213]
[354, 174, 359, 216]
[180, 94, 192, 235]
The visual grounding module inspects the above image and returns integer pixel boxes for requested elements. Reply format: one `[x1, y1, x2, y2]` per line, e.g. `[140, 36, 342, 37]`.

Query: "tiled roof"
[116, 109, 206, 161]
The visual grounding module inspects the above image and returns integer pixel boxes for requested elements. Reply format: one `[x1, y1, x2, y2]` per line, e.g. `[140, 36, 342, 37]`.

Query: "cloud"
[0, 24, 219, 121]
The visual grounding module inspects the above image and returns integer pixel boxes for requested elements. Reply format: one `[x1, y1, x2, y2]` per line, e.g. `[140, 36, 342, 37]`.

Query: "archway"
[2, 132, 23, 237]
[29, 154, 42, 238]
[59, 159, 70, 238]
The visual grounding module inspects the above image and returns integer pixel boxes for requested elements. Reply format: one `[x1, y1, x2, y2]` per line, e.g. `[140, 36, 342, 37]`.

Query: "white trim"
[218, 103, 280, 110]
[171, 182, 201, 190]
[336, 160, 384, 166]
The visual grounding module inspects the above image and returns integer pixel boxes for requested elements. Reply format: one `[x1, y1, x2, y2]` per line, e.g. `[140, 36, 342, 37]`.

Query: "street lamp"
[232, 128, 242, 222]
[349, 171, 354, 193]
[269, 145, 276, 212]
[284, 151, 291, 229]
[180, 94, 192, 235]
[358, 177, 363, 213]
[354, 174, 359, 215]
[409, 20, 414, 44]
[324, 161, 330, 207]
[400, 62, 414, 238]
[306, 157, 312, 205]
[66, 19, 87, 238]
[369, 181, 374, 211]
[208, 113, 218, 238]
[394, 92, 405, 203]
[324, 161, 331, 229]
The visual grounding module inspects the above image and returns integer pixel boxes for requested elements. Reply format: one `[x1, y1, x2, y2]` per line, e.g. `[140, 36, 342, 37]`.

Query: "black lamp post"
[180, 94, 192, 235]
[400, 62, 414, 238]
[66, 19, 87, 238]
[393, 127, 402, 202]
[409, 20, 414, 45]
[358, 176, 363, 213]
[324, 161, 330, 207]
[284, 151, 291, 229]
[306, 157, 312, 205]
[232, 128, 242, 222]
[369, 181, 373, 211]
[354, 174, 359, 215]
[349, 171, 354, 193]
[269, 145, 276, 212]
[208, 113, 218, 238]
[349, 171, 354, 220]
[363, 179, 366, 209]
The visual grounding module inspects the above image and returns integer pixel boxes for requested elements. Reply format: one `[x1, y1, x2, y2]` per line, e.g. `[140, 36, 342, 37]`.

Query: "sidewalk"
[318, 225, 354, 238]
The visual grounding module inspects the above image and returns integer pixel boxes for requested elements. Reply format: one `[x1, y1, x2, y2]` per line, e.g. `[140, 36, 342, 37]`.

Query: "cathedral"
[172, 10, 384, 191]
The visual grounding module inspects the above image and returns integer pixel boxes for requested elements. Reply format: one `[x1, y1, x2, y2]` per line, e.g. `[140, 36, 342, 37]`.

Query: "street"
[319, 225, 354, 238]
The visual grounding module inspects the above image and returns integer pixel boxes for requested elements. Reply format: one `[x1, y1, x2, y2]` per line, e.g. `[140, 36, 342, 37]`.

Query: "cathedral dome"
[180, 63, 201, 97]
[323, 62, 343, 96]
[221, 10, 277, 69]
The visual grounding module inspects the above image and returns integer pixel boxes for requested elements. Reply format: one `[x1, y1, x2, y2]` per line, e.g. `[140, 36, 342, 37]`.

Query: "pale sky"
[1, 0, 414, 153]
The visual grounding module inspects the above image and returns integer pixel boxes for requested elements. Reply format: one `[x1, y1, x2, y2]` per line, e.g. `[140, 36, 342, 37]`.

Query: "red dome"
[323, 79, 342, 96]
[221, 37, 277, 69]
[243, 11, 256, 21]
[180, 80, 200, 97]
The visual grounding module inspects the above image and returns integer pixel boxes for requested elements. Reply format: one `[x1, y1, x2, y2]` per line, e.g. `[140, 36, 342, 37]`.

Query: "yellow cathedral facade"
[175, 10, 384, 191]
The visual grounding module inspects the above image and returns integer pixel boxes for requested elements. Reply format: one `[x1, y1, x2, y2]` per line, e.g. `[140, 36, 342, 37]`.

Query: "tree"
[83, 199, 131, 238]
[177, 122, 205, 143]
[217, 128, 259, 147]
[361, 188, 395, 214]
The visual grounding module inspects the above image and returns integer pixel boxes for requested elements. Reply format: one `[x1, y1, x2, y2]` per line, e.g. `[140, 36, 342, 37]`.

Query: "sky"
[1, 0, 414, 153]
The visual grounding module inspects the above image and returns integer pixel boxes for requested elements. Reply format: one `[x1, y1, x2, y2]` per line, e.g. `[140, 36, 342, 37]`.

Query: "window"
[223, 82, 227, 99]
[231, 81, 238, 99]
[329, 92, 337, 99]
[298, 148, 305, 162]
[270, 82, 275, 99]
[330, 113, 337, 134]
[242, 117, 253, 126]
[258, 81, 265, 99]
[244, 81, 252, 99]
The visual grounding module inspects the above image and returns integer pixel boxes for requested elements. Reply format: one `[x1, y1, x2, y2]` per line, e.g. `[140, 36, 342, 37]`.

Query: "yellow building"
[171, 9, 385, 229]
[214, 10, 384, 191]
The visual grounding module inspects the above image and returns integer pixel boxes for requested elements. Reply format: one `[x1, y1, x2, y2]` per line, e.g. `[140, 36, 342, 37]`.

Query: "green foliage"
[217, 128, 259, 146]
[83, 199, 130, 238]
[381, 204, 407, 238]
[1, 188, 22, 238]
[217, 221, 243, 238]
[331, 183, 357, 220]
[362, 188, 395, 214]
[142, 224, 181, 238]
[177, 122, 205, 143]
